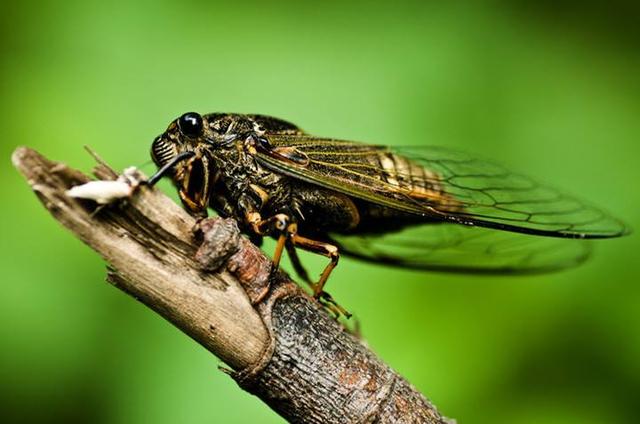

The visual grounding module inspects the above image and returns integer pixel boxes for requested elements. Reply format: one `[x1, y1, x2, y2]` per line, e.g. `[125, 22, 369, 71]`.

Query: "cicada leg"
[285, 239, 312, 285]
[246, 212, 350, 318]
[318, 292, 351, 319]
[287, 234, 339, 298]
[247, 213, 289, 265]
[287, 234, 351, 318]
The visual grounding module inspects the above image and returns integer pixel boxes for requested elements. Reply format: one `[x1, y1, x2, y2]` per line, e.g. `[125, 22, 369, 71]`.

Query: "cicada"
[148, 112, 628, 299]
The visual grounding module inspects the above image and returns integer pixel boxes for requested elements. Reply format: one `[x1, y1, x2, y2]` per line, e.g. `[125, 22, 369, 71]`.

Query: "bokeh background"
[2, 1, 639, 423]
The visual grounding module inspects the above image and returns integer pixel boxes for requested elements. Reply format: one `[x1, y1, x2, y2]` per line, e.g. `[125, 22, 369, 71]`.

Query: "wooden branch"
[12, 147, 453, 424]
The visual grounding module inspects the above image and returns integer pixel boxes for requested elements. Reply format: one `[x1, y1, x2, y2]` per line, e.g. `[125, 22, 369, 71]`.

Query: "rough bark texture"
[235, 278, 448, 423]
[12, 147, 453, 424]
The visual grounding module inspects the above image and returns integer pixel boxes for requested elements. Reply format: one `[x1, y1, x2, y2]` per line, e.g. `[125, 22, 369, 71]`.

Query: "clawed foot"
[316, 291, 352, 319]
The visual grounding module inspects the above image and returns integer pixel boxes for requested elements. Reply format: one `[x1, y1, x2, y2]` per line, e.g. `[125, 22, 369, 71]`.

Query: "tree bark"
[12, 147, 453, 424]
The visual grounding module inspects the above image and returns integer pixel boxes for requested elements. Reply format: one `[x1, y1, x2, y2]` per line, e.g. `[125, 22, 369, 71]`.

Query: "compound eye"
[177, 112, 204, 138]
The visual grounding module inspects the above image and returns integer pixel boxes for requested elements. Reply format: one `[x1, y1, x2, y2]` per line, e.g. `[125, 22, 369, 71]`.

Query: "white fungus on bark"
[66, 166, 143, 204]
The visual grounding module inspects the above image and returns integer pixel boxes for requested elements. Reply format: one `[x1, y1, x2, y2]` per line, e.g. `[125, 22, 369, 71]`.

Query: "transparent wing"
[330, 224, 592, 274]
[258, 136, 628, 239]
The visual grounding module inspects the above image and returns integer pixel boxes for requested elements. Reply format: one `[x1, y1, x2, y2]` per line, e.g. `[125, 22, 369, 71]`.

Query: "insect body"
[149, 112, 628, 298]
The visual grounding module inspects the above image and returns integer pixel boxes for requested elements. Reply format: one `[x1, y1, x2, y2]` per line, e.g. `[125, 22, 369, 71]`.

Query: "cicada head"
[150, 111, 279, 215]
[151, 112, 205, 168]
[150, 112, 214, 215]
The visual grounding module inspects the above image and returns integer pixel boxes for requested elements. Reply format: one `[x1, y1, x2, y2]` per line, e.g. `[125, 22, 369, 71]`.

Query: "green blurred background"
[2, 1, 639, 423]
